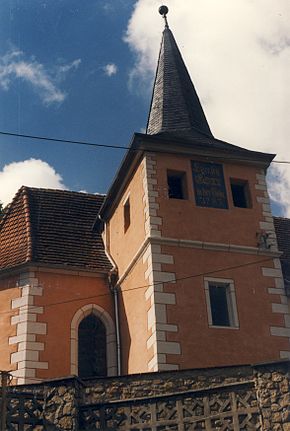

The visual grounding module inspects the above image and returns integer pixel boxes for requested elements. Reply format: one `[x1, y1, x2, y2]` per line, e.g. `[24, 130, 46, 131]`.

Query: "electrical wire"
[0, 256, 274, 317]
[0, 130, 289, 164]
[0, 255, 278, 384]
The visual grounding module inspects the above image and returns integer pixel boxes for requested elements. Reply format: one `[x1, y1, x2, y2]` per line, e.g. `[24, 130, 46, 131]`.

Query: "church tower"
[99, 6, 290, 374]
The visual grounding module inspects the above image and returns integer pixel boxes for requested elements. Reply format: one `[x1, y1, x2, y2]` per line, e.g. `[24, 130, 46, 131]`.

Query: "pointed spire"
[146, 6, 213, 138]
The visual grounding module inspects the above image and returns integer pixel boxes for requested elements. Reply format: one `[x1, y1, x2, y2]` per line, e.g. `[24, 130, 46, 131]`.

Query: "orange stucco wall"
[155, 153, 264, 246]
[34, 270, 114, 380]
[147, 151, 288, 368]
[108, 161, 146, 276]
[0, 276, 20, 373]
[119, 258, 152, 374]
[106, 156, 153, 373]
[162, 246, 287, 368]
[105, 148, 289, 374]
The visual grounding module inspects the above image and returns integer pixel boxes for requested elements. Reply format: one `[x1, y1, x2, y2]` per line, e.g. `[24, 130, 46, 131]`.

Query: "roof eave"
[96, 133, 144, 225]
[97, 132, 275, 226]
[136, 133, 275, 166]
[0, 261, 111, 279]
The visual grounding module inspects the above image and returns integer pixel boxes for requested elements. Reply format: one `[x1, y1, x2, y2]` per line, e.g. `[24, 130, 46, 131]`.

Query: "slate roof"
[0, 187, 112, 273]
[146, 25, 213, 138]
[273, 216, 290, 296]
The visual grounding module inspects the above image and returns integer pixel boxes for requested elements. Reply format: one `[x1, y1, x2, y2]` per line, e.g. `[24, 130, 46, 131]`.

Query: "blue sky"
[0, 0, 289, 216]
[0, 0, 149, 201]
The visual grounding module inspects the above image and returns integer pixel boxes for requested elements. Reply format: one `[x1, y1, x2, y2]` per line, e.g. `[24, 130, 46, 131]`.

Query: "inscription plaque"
[192, 161, 228, 209]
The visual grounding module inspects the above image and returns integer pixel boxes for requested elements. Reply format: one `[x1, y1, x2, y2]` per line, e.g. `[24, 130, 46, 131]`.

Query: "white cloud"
[57, 58, 81, 76]
[125, 0, 290, 215]
[268, 165, 290, 217]
[103, 63, 118, 76]
[0, 50, 81, 104]
[0, 159, 66, 206]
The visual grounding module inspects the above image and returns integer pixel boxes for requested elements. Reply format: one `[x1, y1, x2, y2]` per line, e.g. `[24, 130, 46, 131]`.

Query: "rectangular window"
[123, 197, 130, 232]
[204, 278, 239, 328]
[209, 284, 230, 326]
[192, 161, 228, 209]
[230, 179, 251, 208]
[167, 170, 187, 199]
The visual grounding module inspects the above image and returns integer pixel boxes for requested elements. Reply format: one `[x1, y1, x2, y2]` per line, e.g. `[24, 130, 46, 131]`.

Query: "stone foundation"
[2, 360, 289, 430]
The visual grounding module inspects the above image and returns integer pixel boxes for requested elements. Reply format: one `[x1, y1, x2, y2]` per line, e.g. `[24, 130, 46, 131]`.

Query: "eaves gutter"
[0, 261, 110, 280]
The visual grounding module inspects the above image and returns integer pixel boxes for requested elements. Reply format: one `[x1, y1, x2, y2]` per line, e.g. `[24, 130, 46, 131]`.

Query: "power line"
[0, 131, 127, 150]
[0, 130, 289, 165]
[0, 256, 273, 317]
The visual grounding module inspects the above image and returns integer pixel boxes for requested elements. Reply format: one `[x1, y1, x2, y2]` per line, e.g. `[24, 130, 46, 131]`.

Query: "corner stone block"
[154, 292, 176, 305]
[158, 341, 181, 355]
[17, 360, 48, 369]
[154, 271, 176, 283]
[11, 313, 37, 325]
[155, 304, 167, 324]
[272, 303, 289, 314]
[11, 349, 39, 364]
[152, 253, 174, 264]
[262, 268, 282, 278]
[147, 305, 156, 330]
[12, 295, 34, 309]
[17, 321, 47, 336]
[270, 327, 290, 337]
[158, 363, 179, 371]
[21, 285, 43, 297]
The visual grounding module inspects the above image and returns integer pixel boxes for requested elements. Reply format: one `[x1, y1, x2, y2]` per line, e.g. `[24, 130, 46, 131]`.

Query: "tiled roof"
[273, 216, 290, 295]
[274, 217, 290, 261]
[146, 26, 213, 138]
[0, 187, 112, 273]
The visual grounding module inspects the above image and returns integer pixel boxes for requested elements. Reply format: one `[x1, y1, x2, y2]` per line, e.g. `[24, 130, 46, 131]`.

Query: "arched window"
[70, 304, 117, 377]
[78, 314, 107, 378]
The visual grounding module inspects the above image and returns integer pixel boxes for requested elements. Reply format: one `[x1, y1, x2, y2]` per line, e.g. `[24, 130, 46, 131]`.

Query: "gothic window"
[78, 313, 107, 378]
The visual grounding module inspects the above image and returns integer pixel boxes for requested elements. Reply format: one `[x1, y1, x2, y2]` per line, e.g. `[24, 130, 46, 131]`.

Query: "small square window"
[230, 179, 251, 208]
[204, 278, 239, 328]
[123, 197, 130, 232]
[167, 171, 187, 199]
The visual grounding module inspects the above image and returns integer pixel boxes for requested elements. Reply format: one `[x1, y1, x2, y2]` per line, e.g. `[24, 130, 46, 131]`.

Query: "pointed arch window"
[70, 304, 117, 378]
[78, 314, 107, 378]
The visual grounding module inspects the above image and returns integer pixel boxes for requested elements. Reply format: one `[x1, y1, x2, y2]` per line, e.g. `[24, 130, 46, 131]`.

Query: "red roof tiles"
[273, 216, 290, 296]
[0, 187, 112, 273]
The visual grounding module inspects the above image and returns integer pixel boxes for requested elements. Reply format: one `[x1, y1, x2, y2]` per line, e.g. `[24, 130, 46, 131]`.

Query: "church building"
[0, 6, 289, 385]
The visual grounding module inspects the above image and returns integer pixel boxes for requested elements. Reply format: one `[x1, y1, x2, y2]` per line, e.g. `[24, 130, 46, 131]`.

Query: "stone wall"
[2, 360, 289, 430]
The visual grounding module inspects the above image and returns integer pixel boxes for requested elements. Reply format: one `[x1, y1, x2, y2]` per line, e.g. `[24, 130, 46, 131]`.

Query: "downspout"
[113, 283, 121, 376]
[99, 215, 121, 376]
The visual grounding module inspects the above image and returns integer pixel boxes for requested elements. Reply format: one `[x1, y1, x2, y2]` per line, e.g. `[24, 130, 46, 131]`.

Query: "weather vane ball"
[159, 5, 169, 17]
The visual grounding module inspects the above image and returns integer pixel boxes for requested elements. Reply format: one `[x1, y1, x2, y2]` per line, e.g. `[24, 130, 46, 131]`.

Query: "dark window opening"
[231, 180, 251, 208]
[78, 314, 107, 378]
[167, 171, 187, 199]
[209, 284, 230, 327]
[124, 198, 131, 232]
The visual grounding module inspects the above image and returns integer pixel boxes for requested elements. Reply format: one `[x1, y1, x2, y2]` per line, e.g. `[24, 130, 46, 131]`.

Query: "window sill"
[209, 325, 240, 330]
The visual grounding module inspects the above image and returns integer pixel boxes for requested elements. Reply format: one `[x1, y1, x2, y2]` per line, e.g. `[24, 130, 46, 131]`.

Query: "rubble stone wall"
[2, 360, 289, 430]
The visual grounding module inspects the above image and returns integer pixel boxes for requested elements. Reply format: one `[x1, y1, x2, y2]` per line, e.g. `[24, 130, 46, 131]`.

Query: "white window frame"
[70, 304, 117, 376]
[204, 277, 239, 329]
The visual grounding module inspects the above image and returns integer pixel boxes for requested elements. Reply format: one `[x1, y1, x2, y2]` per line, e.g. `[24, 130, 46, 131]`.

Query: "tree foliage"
[0, 201, 4, 220]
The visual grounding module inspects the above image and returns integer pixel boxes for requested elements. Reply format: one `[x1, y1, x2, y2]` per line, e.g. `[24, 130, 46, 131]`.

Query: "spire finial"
[159, 5, 169, 28]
